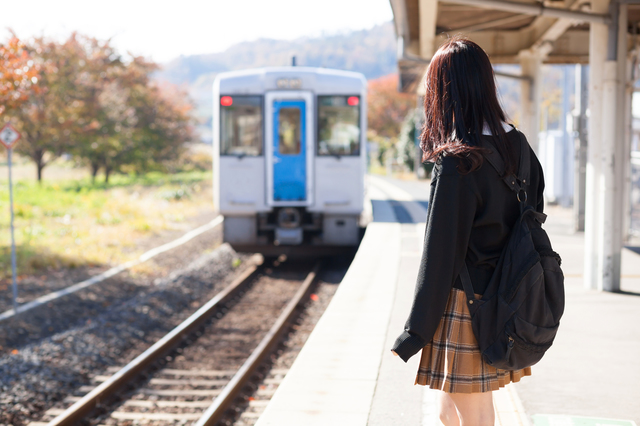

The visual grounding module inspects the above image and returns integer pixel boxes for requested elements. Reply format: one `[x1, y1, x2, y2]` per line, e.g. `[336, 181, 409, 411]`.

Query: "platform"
[255, 175, 640, 426]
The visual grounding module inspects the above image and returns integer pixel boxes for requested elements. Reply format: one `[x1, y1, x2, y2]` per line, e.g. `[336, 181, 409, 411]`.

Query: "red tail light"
[347, 96, 359, 106]
[220, 96, 233, 106]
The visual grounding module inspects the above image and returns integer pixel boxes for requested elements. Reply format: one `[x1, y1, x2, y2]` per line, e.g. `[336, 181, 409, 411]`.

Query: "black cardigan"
[391, 129, 545, 362]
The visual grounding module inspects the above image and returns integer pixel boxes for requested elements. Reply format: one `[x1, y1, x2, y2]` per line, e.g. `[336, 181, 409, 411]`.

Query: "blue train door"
[272, 100, 306, 202]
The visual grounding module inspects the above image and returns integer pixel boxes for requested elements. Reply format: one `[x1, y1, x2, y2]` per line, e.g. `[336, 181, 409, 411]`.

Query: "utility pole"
[0, 124, 22, 313]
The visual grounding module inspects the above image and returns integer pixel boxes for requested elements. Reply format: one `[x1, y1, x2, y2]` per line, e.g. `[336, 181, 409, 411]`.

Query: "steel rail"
[46, 254, 262, 426]
[0, 215, 224, 322]
[194, 262, 322, 426]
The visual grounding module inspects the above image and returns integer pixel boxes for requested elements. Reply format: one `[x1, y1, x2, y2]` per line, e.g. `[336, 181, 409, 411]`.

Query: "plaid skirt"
[415, 288, 531, 393]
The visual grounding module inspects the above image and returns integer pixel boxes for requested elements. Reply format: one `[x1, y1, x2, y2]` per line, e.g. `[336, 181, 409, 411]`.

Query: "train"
[212, 66, 367, 255]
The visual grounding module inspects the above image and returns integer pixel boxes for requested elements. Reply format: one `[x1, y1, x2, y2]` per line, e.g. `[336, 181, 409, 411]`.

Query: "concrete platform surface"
[255, 175, 640, 426]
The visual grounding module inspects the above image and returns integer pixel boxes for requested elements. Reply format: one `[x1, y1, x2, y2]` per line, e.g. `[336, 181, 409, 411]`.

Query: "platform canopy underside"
[392, 0, 640, 92]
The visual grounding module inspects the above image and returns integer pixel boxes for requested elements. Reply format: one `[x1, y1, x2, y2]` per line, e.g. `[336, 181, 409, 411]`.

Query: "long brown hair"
[420, 37, 515, 175]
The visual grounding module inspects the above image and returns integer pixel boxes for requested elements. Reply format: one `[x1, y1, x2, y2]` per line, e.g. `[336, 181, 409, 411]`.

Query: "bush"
[397, 109, 434, 179]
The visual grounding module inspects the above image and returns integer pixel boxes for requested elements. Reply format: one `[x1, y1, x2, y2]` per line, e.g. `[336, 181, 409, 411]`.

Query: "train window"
[220, 96, 263, 156]
[278, 107, 301, 155]
[317, 96, 360, 156]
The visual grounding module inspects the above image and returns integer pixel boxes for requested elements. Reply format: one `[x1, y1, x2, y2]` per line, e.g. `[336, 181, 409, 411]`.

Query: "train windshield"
[220, 96, 263, 156]
[278, 108, 301, 154]
[317, 96, 360, 156]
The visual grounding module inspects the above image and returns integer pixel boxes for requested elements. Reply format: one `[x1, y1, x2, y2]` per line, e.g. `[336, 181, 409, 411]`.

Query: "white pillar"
[622, 51, 634, 248]
[599, 60, 620, 291]
[519, 50, 543, 153]
[587, 0, 625, 292]
[584, 1, 609, 290]
[614, 3, 629, 285]
[573, 65, 589, 232]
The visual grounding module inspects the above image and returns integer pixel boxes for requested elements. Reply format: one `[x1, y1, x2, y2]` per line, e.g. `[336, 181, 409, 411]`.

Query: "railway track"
[30, 259, 322, 426]
[0, 216, 223, 323]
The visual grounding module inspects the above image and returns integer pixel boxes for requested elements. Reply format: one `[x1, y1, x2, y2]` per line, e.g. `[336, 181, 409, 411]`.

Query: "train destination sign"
[0, 124, 21, 149]
[276, 78, 302, 89]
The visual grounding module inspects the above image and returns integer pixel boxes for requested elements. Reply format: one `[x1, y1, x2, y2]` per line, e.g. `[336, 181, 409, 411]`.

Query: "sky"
[2, 0, 394, 63]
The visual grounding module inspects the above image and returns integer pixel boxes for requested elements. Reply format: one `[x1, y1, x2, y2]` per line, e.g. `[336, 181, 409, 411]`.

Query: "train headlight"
[277, 208, 301, 229]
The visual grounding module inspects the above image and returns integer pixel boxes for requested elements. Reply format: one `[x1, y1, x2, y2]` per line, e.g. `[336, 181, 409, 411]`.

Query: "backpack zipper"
[506, 336, 515, 360]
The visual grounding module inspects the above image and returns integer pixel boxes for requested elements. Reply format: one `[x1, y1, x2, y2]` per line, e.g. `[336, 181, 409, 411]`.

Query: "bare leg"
[437, 391, 461, 426]
[447, 391, 495, 426]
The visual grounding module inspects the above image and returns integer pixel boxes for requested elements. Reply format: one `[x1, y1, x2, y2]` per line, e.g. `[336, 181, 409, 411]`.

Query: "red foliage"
[367, 73, 416, 139]
[0, 36, 41, 115]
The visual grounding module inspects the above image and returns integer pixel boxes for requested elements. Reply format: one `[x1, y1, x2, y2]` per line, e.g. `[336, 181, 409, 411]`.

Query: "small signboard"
[533, 414, 638, 426]
[0, 124, 21, 149]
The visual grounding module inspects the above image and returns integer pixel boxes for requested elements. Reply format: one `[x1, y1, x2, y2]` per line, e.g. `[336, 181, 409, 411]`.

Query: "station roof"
[391, 0, 640, 92]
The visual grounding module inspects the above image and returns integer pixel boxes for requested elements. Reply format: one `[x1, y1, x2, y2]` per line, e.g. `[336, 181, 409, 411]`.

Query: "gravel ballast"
[0, 215, 222, 353]
[0, 243, 253, 426]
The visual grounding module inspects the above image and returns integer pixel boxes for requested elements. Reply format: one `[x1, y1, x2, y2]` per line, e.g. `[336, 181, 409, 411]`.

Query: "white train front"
[213, 67, 367, 254]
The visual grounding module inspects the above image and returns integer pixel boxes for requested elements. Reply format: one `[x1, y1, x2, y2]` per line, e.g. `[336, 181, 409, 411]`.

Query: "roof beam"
[494, 70, 532, 82]
[390, 0, 411, 48]
[441, 0, 611, 25]
[420, 0, 439, 58]
[528, 0, 590, 57]
[447, 13, 532, 33]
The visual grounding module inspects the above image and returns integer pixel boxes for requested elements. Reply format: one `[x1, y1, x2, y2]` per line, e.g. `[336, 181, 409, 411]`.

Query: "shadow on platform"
[371, 199, 428, 223]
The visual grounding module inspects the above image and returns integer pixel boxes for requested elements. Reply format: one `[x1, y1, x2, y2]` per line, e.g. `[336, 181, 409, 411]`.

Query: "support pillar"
[599, 60, 621, 291]
[615, 3, 630, 279]
[573, 65, 588, 232]
[518, 50, 543, 153]
[584, 0, 609, 290]
[586, 0, 625, 292]
[622, 45, 635, 247]
[607, 1, 628, 291]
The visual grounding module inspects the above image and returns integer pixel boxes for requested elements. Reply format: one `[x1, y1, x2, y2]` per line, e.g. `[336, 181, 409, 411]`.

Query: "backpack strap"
[516, 130, 531, 187]
[460, 126, 532, 300]
[479, 126, 531, 207]
[459, 262, 477, 305]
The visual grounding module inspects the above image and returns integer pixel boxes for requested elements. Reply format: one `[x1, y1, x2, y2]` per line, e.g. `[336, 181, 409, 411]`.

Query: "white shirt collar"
[482, 122, 512, 135]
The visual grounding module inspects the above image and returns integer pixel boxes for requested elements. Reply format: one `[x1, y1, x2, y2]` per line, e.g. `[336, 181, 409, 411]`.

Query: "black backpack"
[459, 130, 565, 370]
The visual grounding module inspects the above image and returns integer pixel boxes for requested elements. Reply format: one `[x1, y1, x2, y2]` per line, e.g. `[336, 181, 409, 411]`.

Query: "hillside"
[155, 22, 398, 142]
[154, 21, 543, 143]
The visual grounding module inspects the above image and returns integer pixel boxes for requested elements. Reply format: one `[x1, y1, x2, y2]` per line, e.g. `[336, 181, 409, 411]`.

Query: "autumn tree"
[367, 73, 416, 139]
[107, 58, 192, 179]
[8, 34, 105, 181]
[73, 55, 193, 182]
[0, 35, 40, 117]
[127, 78, 193, 175]
[3, 32, 194, 182]
[67, 36, 129, 182]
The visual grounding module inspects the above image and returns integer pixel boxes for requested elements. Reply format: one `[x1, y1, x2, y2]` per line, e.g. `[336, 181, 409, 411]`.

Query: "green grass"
[59, 170, 212, 192]
[0, 170, 213, 281]
[0, 171, 211, 222]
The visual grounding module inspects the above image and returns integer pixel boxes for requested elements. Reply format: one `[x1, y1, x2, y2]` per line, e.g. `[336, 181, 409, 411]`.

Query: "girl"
[391, 37, 544, 426]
